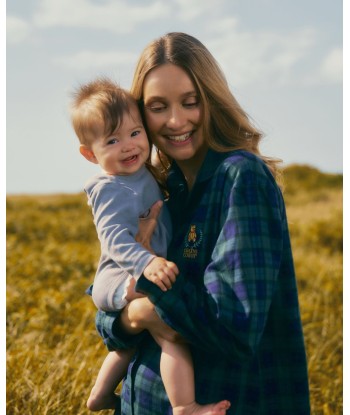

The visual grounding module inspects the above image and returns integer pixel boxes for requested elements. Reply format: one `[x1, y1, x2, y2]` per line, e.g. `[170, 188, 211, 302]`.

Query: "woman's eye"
[146, 103, 166, 113]
[184, 98, 199, 108]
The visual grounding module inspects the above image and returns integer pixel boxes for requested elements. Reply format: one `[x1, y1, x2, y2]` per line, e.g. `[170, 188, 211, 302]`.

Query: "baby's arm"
[124, 257, 179, 301]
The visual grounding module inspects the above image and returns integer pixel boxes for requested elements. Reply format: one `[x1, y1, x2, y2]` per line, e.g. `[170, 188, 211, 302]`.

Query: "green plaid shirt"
[97, 149, 310, 414]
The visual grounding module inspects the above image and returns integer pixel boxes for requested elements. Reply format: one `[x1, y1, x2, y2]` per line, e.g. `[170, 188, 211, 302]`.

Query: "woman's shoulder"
[216, 150, 276, 187]
[218, 150, 268, 173]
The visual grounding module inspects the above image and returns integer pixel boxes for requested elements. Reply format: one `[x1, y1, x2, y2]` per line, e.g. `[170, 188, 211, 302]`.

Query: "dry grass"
[283, 165, 342, 414]
[6, 166, 343, 414]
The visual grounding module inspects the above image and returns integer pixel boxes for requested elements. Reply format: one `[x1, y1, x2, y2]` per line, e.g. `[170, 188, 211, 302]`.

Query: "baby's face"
[90, 106, 150, 176]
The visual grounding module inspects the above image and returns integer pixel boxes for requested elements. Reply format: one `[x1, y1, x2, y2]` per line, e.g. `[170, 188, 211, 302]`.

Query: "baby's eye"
[107, 138, 118, 145]
[131, 130, 141, 137]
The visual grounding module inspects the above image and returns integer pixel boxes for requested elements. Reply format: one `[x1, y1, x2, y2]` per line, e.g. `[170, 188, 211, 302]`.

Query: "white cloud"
[299, 47, 343, 86]
[205, 21, 317, 87]
[53, 49, 138, 70]
[319, 48, 342, 83]
[32, 0, 171, 33]
[7, 16, 32, 43]
[173, 0, 225, 21]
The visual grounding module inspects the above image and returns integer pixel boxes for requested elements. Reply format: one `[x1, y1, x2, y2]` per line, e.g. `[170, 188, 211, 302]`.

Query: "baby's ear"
[79, 145, 98, 164]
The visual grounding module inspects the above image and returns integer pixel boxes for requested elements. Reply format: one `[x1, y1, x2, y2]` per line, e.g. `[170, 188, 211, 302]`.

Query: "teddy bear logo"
[188, 225, 197, 243]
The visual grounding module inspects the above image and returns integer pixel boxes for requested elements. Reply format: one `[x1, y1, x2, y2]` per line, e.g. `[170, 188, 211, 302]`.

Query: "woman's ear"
[79, 145, 98, 164]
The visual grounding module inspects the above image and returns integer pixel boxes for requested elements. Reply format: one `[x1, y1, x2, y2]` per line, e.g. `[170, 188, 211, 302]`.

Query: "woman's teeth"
[168, 133, 191, 142]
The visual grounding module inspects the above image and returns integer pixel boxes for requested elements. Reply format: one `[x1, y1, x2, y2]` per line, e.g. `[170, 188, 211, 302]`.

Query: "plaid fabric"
[94, 308, 148, 351]
[98, 149, 310, 414]
[86, 285, 147, 351]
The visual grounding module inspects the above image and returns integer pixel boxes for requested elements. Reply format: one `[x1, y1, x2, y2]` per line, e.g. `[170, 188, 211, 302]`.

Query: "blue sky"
[6, 0, 343, 194]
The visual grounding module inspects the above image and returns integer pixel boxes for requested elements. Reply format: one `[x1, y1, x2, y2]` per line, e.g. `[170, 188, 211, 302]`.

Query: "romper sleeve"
[88, 181, 156, 279]
[136, 160, 285, 361]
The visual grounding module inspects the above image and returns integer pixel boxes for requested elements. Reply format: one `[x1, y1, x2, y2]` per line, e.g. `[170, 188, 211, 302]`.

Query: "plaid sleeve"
[202, 164, 284, 356]
[136, 160, 284, 361]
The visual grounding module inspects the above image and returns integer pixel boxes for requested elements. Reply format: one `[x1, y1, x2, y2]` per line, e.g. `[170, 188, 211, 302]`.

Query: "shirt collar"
[166, 149, 234, 226]
[168, 149, 232, 188]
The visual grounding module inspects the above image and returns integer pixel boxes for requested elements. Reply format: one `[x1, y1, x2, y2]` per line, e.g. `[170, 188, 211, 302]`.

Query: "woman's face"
[142, 64, 207, 168]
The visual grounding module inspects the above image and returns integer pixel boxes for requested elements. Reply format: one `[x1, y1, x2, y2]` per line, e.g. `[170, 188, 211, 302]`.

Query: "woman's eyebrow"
[144, 95, 163, 103]
[144, 91, 198, 102]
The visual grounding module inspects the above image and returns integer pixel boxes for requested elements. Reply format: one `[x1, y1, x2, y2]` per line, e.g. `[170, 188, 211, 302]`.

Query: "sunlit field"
[6, 165, 342, 414]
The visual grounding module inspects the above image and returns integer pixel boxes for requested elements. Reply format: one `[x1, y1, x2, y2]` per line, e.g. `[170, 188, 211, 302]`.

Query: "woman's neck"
[176, 147, 208, 192]
[183, 170, 197, 191]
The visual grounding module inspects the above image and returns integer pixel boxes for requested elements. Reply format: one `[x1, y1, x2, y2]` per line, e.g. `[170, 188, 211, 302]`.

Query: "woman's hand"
[136, 200, 163, 253]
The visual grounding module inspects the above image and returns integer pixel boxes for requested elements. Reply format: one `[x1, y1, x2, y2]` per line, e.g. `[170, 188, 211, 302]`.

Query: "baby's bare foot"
[173, 400, 231, 415]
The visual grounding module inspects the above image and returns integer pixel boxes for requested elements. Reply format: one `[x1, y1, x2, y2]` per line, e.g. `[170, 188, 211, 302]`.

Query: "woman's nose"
[166, 106, 186, 129]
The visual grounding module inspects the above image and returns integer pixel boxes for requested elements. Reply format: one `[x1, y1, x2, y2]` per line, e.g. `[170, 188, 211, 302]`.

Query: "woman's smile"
[166, 131, 194, 144]
[143, 64, 208, 174]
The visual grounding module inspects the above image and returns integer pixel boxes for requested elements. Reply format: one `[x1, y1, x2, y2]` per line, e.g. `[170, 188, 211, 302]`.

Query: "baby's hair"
[70, 77, 168, 194]
[70, 77, 137, 145]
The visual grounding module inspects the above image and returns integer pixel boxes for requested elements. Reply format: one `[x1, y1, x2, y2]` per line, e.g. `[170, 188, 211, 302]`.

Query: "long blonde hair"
[131, 32, 281, 180]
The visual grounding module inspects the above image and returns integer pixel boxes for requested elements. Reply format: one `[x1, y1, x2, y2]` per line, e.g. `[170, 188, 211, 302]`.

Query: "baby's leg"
[157, 339, 230, 415]
[119, 298, 231, 414]
[88, 297, 146, 412]
[87, 349, 134, 412]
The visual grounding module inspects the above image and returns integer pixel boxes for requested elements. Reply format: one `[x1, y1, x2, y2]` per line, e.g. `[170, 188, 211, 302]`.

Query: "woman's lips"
[167, 132, 193, 143]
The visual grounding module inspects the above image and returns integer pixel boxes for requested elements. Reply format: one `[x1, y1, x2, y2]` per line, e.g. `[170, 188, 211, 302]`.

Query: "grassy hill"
[282, 165, 342, 414]
[6, 165, 343, 414]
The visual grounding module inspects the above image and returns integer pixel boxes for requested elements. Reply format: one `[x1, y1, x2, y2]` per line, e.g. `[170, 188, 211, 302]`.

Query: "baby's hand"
[143, 257, 179, 291]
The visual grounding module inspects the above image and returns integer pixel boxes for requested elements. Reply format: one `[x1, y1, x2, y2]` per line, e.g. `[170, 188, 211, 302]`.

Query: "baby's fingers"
[164, 268, 177, 284]
[159, 273, 174, 290]
[166, 261, 179, 275]
[152, 273, 172, 291]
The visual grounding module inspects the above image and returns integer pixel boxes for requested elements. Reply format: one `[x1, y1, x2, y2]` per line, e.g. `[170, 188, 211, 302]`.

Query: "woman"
[96, 32, 310, 414]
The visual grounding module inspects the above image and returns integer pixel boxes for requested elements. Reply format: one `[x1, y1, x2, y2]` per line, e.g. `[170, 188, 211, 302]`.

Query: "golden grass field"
[6, 164, 342, 414]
